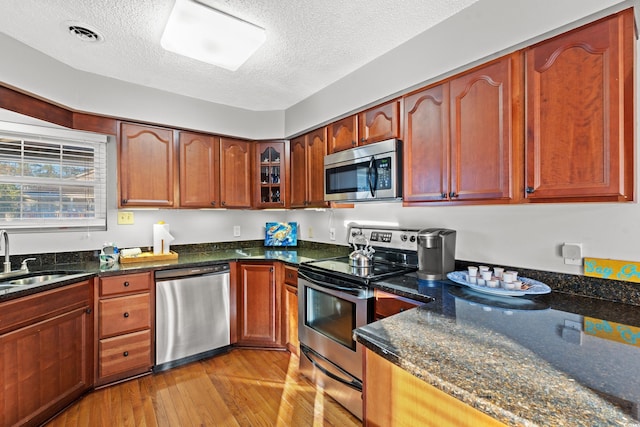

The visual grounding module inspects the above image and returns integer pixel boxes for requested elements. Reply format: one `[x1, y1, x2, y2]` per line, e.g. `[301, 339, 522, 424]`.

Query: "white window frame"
[0, 121, 108, 232]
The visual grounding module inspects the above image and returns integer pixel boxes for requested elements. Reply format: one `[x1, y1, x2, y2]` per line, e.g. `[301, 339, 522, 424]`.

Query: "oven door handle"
[301, 346, 363, 392]
[298, 271, 365, 295]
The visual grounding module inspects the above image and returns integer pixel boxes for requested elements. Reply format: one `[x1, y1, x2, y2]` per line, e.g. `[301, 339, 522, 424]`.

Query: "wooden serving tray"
[119, 251, 179, 264]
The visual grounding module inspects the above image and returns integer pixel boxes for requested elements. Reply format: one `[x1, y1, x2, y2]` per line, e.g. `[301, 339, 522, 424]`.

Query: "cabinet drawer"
[284, 266, 298, 286]
[99, 293, 150, 338]
[100, 272, 151, 296]
[98, 329, 151, 378]
[375, 291, 421, 319]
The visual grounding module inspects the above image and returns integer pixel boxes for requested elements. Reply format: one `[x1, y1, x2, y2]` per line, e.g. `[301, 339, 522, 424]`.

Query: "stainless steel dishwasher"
[155, 263, 231, 371]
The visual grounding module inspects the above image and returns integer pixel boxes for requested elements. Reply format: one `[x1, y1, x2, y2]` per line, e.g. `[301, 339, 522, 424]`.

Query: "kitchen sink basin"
[8, 274, 68, 286]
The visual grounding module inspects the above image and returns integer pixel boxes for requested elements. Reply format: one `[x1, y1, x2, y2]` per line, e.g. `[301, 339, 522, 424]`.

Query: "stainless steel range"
[298, 224, 420, 419]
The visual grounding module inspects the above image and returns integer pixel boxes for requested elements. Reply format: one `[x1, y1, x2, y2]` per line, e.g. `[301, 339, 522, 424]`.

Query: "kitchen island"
[357, 274, 640, 426]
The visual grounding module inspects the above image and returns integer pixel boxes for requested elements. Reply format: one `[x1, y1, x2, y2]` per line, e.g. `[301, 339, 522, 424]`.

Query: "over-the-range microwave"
[324, 138, 402, 202]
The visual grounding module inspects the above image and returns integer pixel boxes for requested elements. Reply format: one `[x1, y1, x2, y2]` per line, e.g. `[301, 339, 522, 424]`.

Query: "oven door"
[297, 270, 372, 381]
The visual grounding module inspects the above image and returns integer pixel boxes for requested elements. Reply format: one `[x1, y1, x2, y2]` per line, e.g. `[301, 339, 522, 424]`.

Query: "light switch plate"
[233, 225, 241, 237]
[117, 211, 134, 225]
[562, 243, 583, 265]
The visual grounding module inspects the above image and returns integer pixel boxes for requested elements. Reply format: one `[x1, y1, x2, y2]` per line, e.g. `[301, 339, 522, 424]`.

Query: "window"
[0, 121, 108, 231]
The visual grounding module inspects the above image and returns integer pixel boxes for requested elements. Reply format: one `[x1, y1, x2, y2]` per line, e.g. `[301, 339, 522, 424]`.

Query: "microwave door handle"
[367, 156, 377, 197]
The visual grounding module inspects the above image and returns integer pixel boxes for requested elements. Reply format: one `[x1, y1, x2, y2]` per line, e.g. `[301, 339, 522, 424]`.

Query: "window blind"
[0, 122, 108, 232]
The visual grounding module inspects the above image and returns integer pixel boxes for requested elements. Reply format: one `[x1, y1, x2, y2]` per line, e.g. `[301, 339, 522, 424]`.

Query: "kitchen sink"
[8, 273, 68, 286]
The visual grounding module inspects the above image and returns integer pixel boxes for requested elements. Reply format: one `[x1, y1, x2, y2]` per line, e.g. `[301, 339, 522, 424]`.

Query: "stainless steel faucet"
[0, 229, 10, 273]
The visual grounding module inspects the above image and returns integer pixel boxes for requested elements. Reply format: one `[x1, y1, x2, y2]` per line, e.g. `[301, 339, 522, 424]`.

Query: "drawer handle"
[123, 281, 130, 287]
[123, 312, 130, 318]
[123, 351, 129, 357]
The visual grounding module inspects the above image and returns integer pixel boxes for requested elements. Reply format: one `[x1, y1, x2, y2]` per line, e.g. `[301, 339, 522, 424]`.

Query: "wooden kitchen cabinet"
[358, 99, 401, 146]
[290, 127, 329, 208]
[179, 131, 221, 208]
[237, 263, 283, 348]
[219, 137, 253, 208]
[255, 140, 288, 208]
[118, 122, 177, 207]
[364, 349, 506, 426]
[283, 265, 299, 356]
[524, 10, 634, 202]
[328, 100, 401, 154]
[95, 272, 153, 386]
[374, 289, 423, 320]
[0, 280, 94, 427]
[328, 115, 358, 153]
[403, 54, 520, 205]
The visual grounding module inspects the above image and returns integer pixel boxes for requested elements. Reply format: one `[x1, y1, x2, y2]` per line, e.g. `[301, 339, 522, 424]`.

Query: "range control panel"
[348, 225, 419, 252]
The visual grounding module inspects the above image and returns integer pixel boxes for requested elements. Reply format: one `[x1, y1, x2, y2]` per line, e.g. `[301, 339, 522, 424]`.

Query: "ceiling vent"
[64, 22, 104, 43]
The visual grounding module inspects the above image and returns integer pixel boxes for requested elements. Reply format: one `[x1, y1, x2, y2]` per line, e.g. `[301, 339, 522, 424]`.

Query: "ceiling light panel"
[161, 0, 266, 71]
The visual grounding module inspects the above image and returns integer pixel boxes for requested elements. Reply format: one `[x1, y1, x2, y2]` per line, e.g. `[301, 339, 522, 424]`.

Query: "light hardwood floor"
[45, 349, 362, 427]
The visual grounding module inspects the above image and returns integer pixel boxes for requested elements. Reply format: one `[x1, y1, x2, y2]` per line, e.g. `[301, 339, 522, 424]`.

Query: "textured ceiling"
[0, 0, 479, 111]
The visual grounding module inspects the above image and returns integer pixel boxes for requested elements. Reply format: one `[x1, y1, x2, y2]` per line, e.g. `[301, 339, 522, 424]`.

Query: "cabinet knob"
[352, 141, 356, 146]
[211, 201, 216, 206]
[123, 281, 130, 287]
[221, 201, 226, 206]
[121, 199, 128, 205]
[449, 192, 458, 198]
[361, 137, 366, 143]
[123, 351, 129, 357]
[123, 312, 129, 318]
[526, 186, 535, 194]
[85, 308, 92, 314]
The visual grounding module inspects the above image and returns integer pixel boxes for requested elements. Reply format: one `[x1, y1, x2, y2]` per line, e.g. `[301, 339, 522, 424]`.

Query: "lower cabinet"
[237, 263, 284, 348]
[364, 349, 505, 427]
[95, 272, 153, 386]
[283, 266, 299, 356]
[0, 280, 94, 427]
[374, 289, 423, 320]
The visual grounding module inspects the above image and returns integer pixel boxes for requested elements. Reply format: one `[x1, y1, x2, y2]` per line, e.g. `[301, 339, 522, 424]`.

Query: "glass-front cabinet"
[254, 141, 288, 208]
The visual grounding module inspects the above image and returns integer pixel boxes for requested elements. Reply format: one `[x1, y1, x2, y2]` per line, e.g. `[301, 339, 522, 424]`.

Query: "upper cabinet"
[290, 127, 328, 208]
[118, 123, 176, 208]
[328, 100, 401, 153]
[255, 141, 288, 209]
[358, 100, 401, 146]
[524, 10, 634, 202]
[219, 137, 253, 208]
[179, 132, 220, 208]
[403, 54, 520, 204]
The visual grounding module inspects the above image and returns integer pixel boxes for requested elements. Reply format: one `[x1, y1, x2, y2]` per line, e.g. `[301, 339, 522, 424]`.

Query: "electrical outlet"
[233, 225, 241, 237]
[329, 227, 336, 240]
[308, 226, 314, 239]
[117, 211, 134, 225]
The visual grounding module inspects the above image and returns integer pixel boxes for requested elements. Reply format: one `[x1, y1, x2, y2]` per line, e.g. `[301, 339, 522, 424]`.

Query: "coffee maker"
[417, 228, 457, 280]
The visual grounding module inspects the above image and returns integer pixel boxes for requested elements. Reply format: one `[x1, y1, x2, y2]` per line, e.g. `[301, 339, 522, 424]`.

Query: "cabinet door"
[219, 137, 252, 208]
[119, 123, 176, 207]
[525, 10, 634, 201]
[237, 263, 282, 347]
[306, 127, 329, 207]
[358, 99, 400, 145]
[284, 284, 299, 356]
[255, 141, 287, 208]
[179, 132, 220, 208]
[0, 306, 92, 427]
[449, 56, 515, 201]
[290, 135, 308, 208]
[403, 84, 450, 203]
[328, 115, 358, 153]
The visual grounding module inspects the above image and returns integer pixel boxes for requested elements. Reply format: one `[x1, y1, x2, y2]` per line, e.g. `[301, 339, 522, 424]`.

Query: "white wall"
[1, 0, 638, 277]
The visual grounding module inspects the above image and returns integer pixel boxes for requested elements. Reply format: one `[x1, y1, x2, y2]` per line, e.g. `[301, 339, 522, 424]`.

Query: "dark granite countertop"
[357, 274, 640, 426]
[0, 245, 349, 302]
